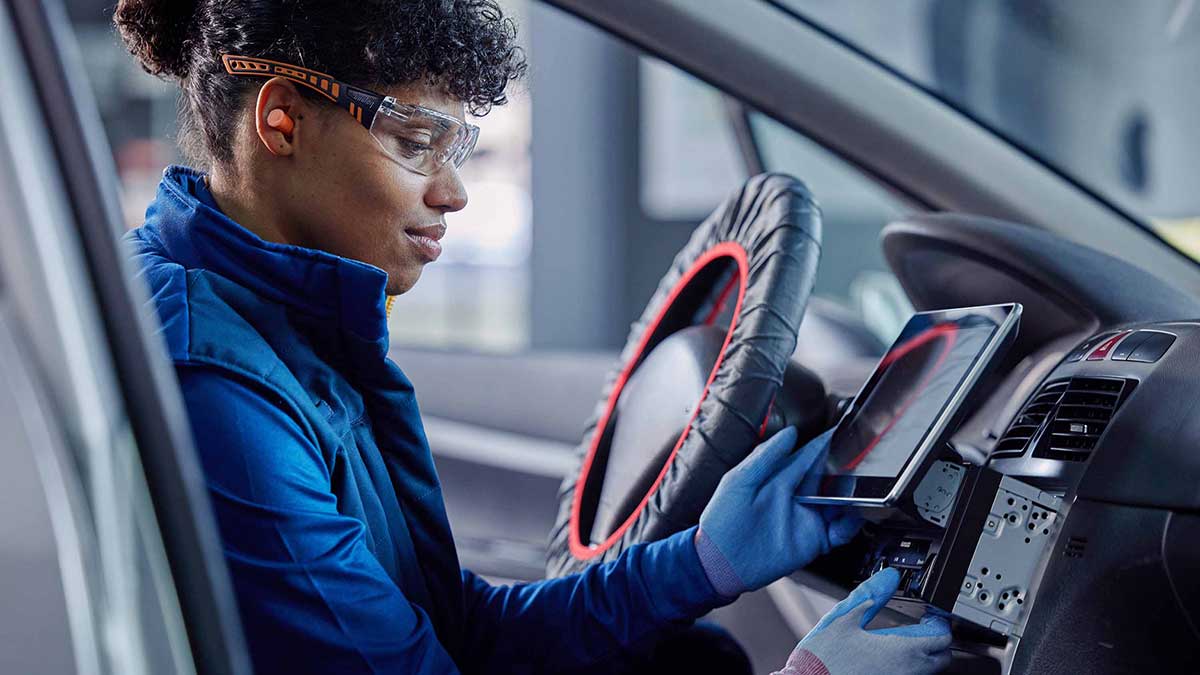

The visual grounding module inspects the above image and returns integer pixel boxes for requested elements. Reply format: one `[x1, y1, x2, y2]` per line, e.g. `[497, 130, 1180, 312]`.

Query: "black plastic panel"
[1076, 322, 1200, 511]
[882, 215, 1200, 364]
[1012, 500, 1200, 673]
[1164, 513, 1200, 646]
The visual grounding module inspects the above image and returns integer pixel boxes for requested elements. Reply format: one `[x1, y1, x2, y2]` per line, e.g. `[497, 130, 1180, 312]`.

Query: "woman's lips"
[405, 223, 445, 262]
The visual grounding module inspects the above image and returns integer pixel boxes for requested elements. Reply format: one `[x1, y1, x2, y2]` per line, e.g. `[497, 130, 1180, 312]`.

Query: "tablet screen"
[804, 304, 1018, 504]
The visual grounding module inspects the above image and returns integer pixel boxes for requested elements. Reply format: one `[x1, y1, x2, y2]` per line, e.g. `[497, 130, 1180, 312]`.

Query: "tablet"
[797, 303, 1021, 506]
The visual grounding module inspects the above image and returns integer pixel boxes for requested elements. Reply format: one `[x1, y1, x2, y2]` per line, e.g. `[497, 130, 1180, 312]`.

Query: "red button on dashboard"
[1088, 331, 1130, 360]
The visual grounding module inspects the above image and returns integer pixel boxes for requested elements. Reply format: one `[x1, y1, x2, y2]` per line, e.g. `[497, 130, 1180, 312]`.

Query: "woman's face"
[286, 82, 469, 296]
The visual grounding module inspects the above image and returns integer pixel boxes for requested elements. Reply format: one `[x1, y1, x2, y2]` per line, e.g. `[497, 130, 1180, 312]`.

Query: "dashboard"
[789, 213, 1200, 673]
[795, 320, 1200, 674]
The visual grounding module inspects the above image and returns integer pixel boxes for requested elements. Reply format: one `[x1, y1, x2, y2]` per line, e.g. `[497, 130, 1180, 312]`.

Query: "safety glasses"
[221, 54, 479, 176]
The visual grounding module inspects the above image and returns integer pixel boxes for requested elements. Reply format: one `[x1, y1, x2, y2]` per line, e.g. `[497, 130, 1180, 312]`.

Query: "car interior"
[2, 0, 1198, 673]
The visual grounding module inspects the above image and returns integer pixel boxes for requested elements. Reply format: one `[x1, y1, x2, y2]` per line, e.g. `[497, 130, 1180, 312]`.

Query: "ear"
[253, 77, 309, 157]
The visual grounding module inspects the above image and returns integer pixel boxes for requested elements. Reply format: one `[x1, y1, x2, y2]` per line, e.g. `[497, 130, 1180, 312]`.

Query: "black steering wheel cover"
[547, 174, 822, 576]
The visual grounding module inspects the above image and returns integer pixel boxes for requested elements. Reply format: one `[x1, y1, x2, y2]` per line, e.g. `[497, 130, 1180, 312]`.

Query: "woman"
[115, 1, 952, 673]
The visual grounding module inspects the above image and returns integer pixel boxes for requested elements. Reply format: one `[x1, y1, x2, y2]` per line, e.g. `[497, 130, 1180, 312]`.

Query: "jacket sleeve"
[177, 366, 461, 675]
[459, 524, 729, 672]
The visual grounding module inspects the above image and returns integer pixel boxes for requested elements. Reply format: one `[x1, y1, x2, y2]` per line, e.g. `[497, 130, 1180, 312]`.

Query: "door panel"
[0, 304, 87, 675]
[3, 1, 249, 671]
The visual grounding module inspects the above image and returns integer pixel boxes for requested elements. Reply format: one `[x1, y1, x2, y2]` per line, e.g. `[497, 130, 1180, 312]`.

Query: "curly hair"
[114, 0, 527, 169]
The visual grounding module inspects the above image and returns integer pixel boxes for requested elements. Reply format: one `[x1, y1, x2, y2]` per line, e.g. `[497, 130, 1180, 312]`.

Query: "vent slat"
[1052, 410, 1111, 421]
[991, 379, 1071, 459]
[1057, 403, 1116, 413]
[1048, 448, 1096, 455]
[1068, 378, 1124, 393]
[1061, 394, 1119, 407]
[1052, 438, 1099, 444]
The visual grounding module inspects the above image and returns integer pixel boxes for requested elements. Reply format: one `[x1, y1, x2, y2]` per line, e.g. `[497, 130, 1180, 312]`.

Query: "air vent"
[992, 380, 1069, 458]
[1033, 377, 1132, 462]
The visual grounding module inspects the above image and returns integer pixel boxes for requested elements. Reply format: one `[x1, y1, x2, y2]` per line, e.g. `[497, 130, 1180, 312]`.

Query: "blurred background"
[64, 0, 1200, 358]
[64, 0, 911, 357]
[66, 0, 1200, 358]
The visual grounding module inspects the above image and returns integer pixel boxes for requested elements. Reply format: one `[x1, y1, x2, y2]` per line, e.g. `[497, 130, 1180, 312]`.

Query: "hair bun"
[114, 0, 202, 80]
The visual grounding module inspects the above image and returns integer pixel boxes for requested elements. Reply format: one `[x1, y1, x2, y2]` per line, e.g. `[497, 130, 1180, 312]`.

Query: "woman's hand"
[694, 426, 863, 597]
[772, 567, 953, 675]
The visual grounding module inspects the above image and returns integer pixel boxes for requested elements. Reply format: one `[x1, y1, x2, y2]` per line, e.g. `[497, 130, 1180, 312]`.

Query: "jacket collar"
[140, 165, 390, 343]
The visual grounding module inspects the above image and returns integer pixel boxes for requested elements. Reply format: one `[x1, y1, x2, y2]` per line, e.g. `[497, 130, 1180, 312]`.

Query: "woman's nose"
[425, 165, 468, 213]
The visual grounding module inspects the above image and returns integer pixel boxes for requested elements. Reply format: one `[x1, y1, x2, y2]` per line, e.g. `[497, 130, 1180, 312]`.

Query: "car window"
[639, 58, 914, 343]
[387, 1, 533, 351]
[639, 57, 747, 220]
[748, 112, 913, 342]
[779, 0, 1200, 262]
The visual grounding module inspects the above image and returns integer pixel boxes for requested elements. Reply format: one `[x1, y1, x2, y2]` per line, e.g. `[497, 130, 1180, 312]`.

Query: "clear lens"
[369, 99, 479, 176]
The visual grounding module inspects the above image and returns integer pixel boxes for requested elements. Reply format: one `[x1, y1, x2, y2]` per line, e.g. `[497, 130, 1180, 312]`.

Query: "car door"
[0, 1, 250, 673]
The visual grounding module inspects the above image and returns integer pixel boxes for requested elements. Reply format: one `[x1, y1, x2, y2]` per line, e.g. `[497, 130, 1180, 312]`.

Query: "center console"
[788, 314, 1200, 672]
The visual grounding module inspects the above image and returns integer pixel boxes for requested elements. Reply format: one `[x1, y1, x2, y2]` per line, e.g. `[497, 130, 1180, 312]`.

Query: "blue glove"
[772, 567, 953, 675]
[695, 426, 863, 597]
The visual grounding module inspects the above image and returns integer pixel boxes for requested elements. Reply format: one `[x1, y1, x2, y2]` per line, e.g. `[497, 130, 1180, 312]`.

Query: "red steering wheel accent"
[568, 242, 749, 560]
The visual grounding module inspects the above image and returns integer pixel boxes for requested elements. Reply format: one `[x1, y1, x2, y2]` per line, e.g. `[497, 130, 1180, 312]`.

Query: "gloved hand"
[695, 426, 863, 597]
[772, 567, 953, 675]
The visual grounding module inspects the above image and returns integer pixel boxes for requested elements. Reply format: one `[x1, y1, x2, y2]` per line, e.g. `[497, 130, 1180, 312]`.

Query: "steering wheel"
[547, 173, 824, 576]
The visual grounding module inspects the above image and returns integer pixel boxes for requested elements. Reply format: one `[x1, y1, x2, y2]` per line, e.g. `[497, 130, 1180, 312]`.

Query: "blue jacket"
[123, 166, 726, 674]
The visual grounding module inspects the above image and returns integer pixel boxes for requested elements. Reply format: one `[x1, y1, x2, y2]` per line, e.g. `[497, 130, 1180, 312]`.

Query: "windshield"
[778, 0, 1200, 261]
